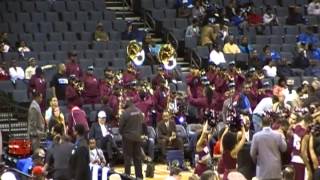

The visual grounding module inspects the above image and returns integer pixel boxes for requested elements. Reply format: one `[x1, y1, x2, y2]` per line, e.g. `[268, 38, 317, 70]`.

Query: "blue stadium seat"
[76, 12, 90, 22]
[39, 52, 54, 61]
[92, 42, 107, 50]
[45, 42, 60, 52]
[3, 13, 16, 22]
[84, 50, 99, 59]
[66, 1, 80, 12]
[0, 23, 9, 33]
[7, 1, 21, 13]
[63, 32, 78, 41]
[31, 12, 45, 22]
[70, 21, 85, 33]
[22, 1, 36, 12]
[45, 12, 59, 22]
[80, 32, 93, 41]
[52, 1, 66, 12]
[12, 90, 30, 103]
[154, 0, 166, 9]
[35, 1, 50, 12]
[17, 12, 31, 22]
[79, 1, 94, 11]
[25, 22, 39, 33]
[74, 41, 89, 51]
[9, 22, 24, 33]
[31, 42, 45, 52]
[53, 22, 69, 32]
[60, 41, 74, 52]
[55, 51, 68, 61]
[89, 11, 103, 21]
[61, 12, 76, 22]
[33, 33, 47, 42]
[39, 22, 53, 33]
[18, 33, 33, 44]
[49, 32, 63, 42]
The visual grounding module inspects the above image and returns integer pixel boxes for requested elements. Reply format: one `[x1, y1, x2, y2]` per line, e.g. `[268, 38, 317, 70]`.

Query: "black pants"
[122, 139, 143, 179]
[100, 135, 118, 161]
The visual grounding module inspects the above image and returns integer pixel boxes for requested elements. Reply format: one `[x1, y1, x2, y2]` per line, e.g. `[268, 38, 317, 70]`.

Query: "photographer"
[194, 122, 213, 176]
[218, 124, 246, 179]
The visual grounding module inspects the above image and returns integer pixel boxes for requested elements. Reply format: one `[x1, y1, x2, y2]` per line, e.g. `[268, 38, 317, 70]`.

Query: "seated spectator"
[200, 22, 218, 46]
[176, 0, 193, 8]
[83, 66, 100, 104]
[248, 50, 263, 70]
[17, 41, 31, 53]
[45, 97, 59, 124]
[238, 36, 253, 54]
[25, 58, 37, 80]
[223, 35, 241, 54]
[277, 58, 295, 77]
[263, 6, 279, 26]
[141, 122, 155, 161]
[66, 51, 82, 78]
[48, 107, 66, 140]
[192, 1, 206, 21]
[293, 45, 310, 69]
[178, 2, 192, 18]
[247, 7, 263, 26]
[89, 110, 118, 164]
[308, 0, 320, 15]
[157, 111, 184, 159]
[94, 23, 109, 42]
[0, 41, 10, 53]
[185, 19, 200, 38]
[9, 59, 25, 84]
[297, 26, 319, 47]
[122, 23, 145, 43]
[142, 34, 158, 65]
[304, 60, 320, 77]
[209, 43, 225, 65]
[225, 0, 237, 20]
[0, 61, 10, 81]
[230, 9, 247, 33]
[286, 6, 306, 25]
[261, 45, 281, 62]
[89, 138, 109, 180]
[263, 58, 277, 78]
[50, 63, 68, 101]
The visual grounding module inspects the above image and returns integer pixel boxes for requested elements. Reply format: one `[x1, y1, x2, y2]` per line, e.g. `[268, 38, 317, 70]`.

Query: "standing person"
[27, 92, 45, 151]
[28, 67, 46, 111]
[50, 63, 68, 101]
[65, 51, 82, 78]
[119, 99, 144, 179]
[250, 116, 287, 180]
[83, 66, 100, 104]
[69, 124, 90, 180]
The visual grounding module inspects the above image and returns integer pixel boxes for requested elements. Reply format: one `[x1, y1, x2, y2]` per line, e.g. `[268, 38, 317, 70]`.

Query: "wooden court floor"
[115, 163, 194, 180]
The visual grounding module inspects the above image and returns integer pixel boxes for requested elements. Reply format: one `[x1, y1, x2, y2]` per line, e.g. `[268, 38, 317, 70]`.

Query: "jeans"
[252, 114, 263, 133]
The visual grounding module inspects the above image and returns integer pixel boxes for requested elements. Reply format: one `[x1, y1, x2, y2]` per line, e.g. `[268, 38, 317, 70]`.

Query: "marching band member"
[83, 66, 100, 104]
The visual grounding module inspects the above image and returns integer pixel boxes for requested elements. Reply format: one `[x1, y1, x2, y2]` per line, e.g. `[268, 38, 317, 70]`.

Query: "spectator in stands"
[25, 57, 37, 80]
[250, 116, 287, 180]
[45, 97, 59, 124]
[178, 2, 192, 18]
[17, 41, 31, 54]
[277, 58, 295, 77]
[223, 35, 241, 54]
[308, 0, 320, 15]
[50, 63, 68, 101]
[0, 61, 10, 81]
[238, 36, 253, 54]
[122, 23, 145, 43]
[9, 59, 24, 84]
[28, 67, 46, 111]
[225, 0, 237, 20]
[177, 0, 193, 8]
[230, 9, 247, 34]
[192, 1, 206, 21]
[83, 66, 100, 104]
[66, 51, 82, 78]
[141, 122, 155, 161]
[304, 60, 320, 77]
[0, 41, 10, 53]
[293, 44, 310, 69]
[69, 124, 90, 180]
[263, 6, 279, 26]
[263, 58, 277, 78]
[28, 92, 45, 151]
[48, 107, 66, 139]
[185, 19, 200, 38]
[200, 21, 218, 46]
[297, 26, 319, 47]
[142, 34, 158, 65]
[94, 23, 109, 42]
[89, 110, 118, 164]
[209, 43, 225, 65]
[248, 50, 263, 70]
[157, 111, 184, 159]
[286, 6, 306, 25]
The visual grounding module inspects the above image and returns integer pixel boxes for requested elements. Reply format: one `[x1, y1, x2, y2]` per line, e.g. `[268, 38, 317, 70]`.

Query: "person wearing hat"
[100, 68, 114, 104]
[152, 66, 173, 89]
[28, 67, 46, 111]
[83, 66, 100, 104]
[122, 63, 139, 86]
[94, 22, 109, 42]
[65, 75, 83, 108]
[186, 66, 202, 98]
[89, 110, 118, 165]
[25, 57, 37, 80]
[66, 51, 82, 78]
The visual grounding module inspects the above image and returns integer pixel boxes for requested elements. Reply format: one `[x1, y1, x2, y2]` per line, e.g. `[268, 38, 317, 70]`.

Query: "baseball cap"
[302, 80, 309, 85]
[87, 65, 94, 71]
[97, 111, 107, 118]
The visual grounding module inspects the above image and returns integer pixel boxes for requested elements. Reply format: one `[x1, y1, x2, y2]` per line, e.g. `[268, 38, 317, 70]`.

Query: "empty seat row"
[5, 31, 124, 46]
[0, 20, 126, 34]
[139, 0, 176, 11]
[0, 49, 127, 62]
[161, 18, 190, 30]
[0, 0, 105, 13]
[0, 11, 115, 23]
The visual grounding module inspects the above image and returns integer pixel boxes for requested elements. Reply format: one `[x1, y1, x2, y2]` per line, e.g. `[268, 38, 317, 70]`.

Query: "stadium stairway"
[105, 0, 191, 75]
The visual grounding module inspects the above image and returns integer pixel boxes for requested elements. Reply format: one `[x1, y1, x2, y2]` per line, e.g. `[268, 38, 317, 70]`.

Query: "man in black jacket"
[69, 124, 90, 180]
[119, 100, 144, 179]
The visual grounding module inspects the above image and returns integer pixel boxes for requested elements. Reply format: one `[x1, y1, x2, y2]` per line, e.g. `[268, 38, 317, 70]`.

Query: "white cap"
[97, 111, 106, 118]
[302, 80, 309, 85]
[109, 174, 121, 180]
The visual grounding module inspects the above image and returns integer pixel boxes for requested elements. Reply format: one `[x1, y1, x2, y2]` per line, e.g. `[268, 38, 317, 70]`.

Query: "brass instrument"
[127, 40, 145, 66]
[158, 44, 177, 70]
[72, 79, 84, 94]
[141, 80, 154, 95]
[118, 88, 124, 118]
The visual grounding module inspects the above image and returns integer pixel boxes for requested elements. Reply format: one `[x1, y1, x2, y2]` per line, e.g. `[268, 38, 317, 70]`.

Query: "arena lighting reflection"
[178, 116, 185, 124]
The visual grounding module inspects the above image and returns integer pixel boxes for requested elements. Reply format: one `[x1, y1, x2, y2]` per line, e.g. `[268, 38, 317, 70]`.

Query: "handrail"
[190, 49, 201, 68]
[166, 31, 179, 50]
[145, 12, 156, 30]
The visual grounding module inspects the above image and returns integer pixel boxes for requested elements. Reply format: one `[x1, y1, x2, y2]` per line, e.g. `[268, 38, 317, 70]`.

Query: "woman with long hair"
[218, 125, 246, 180]
[48, 107, 66, 139]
